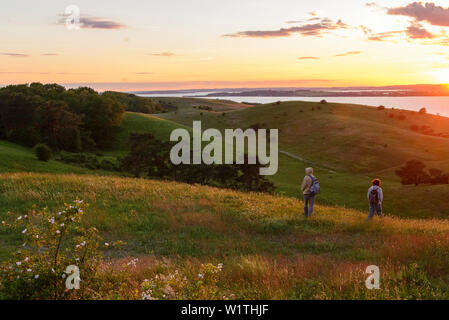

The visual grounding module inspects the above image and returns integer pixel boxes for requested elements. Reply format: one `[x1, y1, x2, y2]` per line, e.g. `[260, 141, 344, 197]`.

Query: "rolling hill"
[2, 99, 448, 219]
[155, 98, 449, 219]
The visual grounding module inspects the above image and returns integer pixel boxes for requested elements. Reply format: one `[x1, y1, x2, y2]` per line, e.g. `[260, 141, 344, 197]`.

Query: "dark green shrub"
[100, 159, 117, 171]
[34, 144, 52, 162]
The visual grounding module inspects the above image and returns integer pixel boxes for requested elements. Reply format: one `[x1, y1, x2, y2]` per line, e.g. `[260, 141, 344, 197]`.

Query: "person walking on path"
[367, 178, 384, 221]
[301, 167, 319, 218]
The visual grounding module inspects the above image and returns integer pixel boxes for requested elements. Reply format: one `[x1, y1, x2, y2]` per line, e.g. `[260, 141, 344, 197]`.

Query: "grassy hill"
[0, 141, 105, 175]
[1, 172, 448, 299]
[155, 99, 449, 219]
[2, 99, 448, 219]
[105, 112, 191, 157]
[0, 101, 449, 299]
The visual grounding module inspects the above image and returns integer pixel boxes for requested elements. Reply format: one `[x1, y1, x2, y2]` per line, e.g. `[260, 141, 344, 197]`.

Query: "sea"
[137, 93, 449, 117]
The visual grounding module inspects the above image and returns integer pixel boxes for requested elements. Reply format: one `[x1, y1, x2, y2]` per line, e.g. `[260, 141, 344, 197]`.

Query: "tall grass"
[1, 172, 448, 299]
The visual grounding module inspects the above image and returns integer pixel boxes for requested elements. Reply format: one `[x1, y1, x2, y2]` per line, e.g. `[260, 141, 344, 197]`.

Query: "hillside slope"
[2, 104, 448, 219]
[0, 172, 448, 299]
[156, 99, 449, 218]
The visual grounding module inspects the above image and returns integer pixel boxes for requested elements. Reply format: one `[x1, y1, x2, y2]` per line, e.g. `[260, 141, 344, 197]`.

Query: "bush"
[197, 106, 212, 111]
[59, 152, 118, 171]
[0, 200, 121, 299]
[419, 108, 427, 114]
[320, 99, 327, 104]
[99, 159, 117, 171]
[378, 105, 385, 110]
[34, 144, 52, 162]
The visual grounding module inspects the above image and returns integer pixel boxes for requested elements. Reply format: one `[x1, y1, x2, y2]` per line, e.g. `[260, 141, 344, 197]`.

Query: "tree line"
[102, 91, 164, 114]
[120, 133, 275, 193]
[0, 83, 126, 152]
[395, 160, 449, 186]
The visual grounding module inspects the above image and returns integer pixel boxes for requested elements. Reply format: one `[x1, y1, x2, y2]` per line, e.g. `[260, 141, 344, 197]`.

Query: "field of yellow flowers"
[1, 172, 449, 299]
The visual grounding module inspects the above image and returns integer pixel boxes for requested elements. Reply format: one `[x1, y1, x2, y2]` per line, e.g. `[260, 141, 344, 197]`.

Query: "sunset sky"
[1, 0, 449, 90]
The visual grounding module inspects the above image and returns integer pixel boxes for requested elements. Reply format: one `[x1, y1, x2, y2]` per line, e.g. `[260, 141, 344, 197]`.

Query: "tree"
[120, 133, 275, 193]
[419, 107, 427, 114]
[120, 133, 171, 178]
[395, 160, 428, 186]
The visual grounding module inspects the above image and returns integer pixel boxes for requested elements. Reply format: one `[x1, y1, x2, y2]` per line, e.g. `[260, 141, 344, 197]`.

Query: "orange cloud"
[223, 18, 349, 38]
[388, 2, 449, 27]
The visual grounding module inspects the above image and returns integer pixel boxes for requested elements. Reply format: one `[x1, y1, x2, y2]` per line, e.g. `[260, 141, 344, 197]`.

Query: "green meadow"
[1, 98, 449, 299]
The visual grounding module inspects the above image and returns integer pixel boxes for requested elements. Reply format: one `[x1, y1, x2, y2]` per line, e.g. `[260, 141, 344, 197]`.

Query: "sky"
[1, 0, 449, 90]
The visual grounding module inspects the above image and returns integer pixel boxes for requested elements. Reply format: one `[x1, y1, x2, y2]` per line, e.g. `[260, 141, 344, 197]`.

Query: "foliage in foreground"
[0, 200, 122, 299]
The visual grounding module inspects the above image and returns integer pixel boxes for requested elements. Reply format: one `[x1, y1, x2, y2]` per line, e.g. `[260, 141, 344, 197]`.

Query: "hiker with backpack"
[367, 178, 384, 220]
[301, 167, 320, 218]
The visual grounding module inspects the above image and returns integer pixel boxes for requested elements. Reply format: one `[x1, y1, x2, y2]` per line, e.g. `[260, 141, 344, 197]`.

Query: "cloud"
[334, 51, 362, 57]
[406, 22, 436, 39]
[223, 18, 350, 38]
[148, 52, 176, 57]
[0, 53, 29, 58]
[298, 56, 320, 60]
[80, 16, 126, 29]
[366, 30, 403, 41]
[388, 2, 449, 27]
[359, 25, 373, 36]
[134, 72, 153, 75]
[59, 14, 126, 29]
[42, 53, 59, 56]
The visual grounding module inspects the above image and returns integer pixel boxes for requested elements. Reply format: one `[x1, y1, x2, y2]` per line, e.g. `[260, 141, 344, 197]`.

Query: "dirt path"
[279, 150, 336, 173]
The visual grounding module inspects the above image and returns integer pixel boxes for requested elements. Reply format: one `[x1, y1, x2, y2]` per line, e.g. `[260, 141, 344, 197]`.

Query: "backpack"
[308, 175, 320, 195]
[369, 188, 379, 204]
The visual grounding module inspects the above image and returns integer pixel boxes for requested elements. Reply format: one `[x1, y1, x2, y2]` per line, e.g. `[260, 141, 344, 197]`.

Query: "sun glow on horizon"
[2, 0, 449, 87]
[431, 69, 449, 84]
